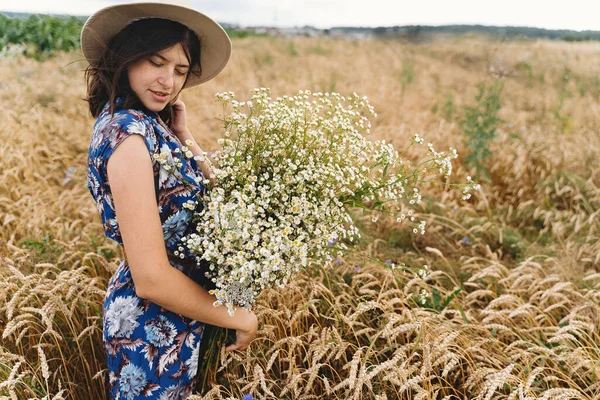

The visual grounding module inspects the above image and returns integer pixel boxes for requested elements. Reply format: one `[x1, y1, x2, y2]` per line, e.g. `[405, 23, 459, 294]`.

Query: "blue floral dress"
[87, 96, 210, 399]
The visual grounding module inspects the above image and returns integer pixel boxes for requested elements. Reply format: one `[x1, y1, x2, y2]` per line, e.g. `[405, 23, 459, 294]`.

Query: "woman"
[81, 2, 258, 398]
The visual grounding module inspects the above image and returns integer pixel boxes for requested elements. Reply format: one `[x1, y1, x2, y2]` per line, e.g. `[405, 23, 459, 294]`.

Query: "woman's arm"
[169, 98, 217, 189]
[107, 134, 256, 351]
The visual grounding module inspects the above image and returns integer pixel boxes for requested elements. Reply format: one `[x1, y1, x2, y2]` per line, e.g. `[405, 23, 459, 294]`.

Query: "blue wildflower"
[461, 237, 469, 244]
[62, 166, 76, 185]
[354, 265, 361, 272]
[384, 259, 391, 264]
[241, 394, 254, 400]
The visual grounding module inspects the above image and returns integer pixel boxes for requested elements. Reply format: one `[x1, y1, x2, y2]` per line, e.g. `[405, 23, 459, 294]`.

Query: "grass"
[1, 35, 600, 399]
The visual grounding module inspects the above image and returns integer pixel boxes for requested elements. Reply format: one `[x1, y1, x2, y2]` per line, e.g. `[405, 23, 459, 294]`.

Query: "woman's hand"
[170, 97, 189, 140]
[225, 311, 258, 352]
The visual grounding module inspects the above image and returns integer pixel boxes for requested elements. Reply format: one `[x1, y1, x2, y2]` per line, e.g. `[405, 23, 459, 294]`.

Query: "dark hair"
[84, 18, 202, 125]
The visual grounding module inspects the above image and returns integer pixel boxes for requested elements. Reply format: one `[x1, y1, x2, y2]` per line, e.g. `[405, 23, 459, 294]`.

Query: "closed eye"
[149, 59, 187, 76]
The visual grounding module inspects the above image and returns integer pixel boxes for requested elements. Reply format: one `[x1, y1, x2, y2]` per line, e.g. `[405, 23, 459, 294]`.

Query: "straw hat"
[80, 1, 231, 87]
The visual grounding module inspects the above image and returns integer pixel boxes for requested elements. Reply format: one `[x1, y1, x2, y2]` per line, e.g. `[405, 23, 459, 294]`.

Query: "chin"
[143, 99, 168, 113]
[147, 105, 165, 113]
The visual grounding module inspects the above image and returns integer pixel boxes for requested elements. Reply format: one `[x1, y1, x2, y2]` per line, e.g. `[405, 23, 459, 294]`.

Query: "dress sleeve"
[98, 110, 157, 171]
[87, 109, 158, 245]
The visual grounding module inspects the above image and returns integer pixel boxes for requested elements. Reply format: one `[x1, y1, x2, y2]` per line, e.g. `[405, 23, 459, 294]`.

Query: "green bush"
[0, 14, 83, 59]
[443, 93, 455, 121]
[461, 81, 504, 182]
[399, 58, 415, 93]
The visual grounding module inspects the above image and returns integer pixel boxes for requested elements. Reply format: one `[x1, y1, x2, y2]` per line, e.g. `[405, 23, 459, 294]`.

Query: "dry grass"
[1, 35, 599, 399]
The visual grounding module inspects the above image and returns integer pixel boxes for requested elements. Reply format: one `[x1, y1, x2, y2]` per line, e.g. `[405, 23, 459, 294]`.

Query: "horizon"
[2, 10, 599, 34]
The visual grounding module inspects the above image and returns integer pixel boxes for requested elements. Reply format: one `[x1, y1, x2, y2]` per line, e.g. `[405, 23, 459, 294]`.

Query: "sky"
[1, 0, 599, 31]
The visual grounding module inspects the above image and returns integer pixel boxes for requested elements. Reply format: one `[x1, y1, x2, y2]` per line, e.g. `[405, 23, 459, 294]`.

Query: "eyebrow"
[153, 53, 190, 69]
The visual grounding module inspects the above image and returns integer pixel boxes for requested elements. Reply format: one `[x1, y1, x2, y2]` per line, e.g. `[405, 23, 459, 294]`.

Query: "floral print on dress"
[105, 295, 144, 338]
[87, 96, 210, 399]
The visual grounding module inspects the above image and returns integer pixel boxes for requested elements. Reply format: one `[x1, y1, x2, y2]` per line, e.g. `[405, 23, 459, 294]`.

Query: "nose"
[157, 68, 175, 89]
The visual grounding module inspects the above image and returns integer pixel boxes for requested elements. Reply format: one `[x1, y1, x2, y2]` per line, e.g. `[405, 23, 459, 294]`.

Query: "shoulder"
[96, 107, 152, 138]
[91, 105, 158, 158]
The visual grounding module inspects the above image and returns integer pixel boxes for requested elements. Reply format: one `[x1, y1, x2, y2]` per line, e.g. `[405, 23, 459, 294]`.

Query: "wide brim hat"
[80, 1, 231, 88]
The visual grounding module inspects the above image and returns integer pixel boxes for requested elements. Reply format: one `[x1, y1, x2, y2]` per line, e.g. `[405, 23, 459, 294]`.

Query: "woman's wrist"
[173, 128, 193, 143]
[236, 309, 258, 333]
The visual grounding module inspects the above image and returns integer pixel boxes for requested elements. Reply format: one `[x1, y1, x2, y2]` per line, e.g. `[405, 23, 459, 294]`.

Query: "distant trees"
[365, 24, 600, 42]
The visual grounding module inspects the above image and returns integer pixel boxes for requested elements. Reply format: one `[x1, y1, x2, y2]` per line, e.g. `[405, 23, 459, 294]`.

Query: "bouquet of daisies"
[180, 88, 478, 315]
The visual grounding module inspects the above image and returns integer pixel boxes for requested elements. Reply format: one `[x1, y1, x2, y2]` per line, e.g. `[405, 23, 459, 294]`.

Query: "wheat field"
[1, 35, 599, 399]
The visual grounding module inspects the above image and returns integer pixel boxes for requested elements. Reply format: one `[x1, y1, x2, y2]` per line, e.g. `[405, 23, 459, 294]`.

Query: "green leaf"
[431, 287, 442, 309]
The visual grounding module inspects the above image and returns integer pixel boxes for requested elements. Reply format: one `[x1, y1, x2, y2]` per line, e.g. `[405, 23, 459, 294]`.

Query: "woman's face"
[127, 43, 190, 112]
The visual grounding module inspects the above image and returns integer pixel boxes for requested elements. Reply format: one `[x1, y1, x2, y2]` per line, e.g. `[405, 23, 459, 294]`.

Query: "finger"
[227, 338, 246, 351]
[224, 343, 239, 352]
[225, 340, 250, 352]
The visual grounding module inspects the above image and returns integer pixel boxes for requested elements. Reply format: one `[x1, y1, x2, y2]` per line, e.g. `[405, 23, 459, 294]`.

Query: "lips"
[151, 90, 169, 96]
[150, 90, 170, 103]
